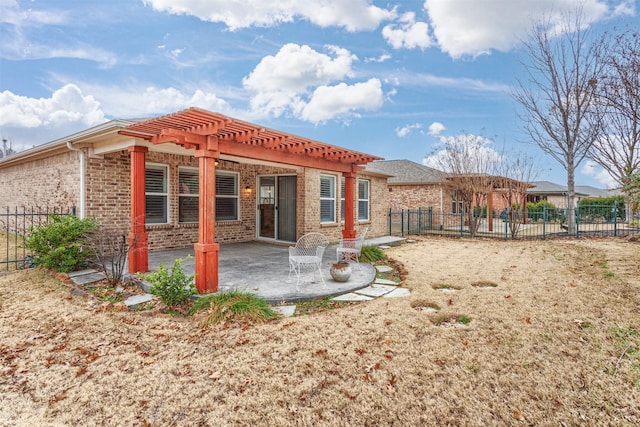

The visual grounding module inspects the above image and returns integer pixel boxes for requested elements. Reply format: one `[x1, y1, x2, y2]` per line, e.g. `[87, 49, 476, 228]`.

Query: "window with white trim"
[340, 177, 345, 222]
[216, 171, 239, 221]
[320, 174, 336, 223]
[358, 179, 370, 221]
[145, 164, 168, 224]
[178, 167, 199, 223]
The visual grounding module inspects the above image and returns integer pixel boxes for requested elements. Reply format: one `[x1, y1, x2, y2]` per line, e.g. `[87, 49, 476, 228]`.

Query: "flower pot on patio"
[330, 262, 352, 282]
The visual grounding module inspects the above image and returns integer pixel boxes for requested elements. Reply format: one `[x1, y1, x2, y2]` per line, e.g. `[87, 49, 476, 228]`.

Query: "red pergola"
[119, 107, 382, 294]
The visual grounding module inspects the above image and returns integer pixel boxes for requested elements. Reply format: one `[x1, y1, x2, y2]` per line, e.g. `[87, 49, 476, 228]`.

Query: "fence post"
[418, 208, 422, 235]
[542, 205, 546, 240]
[613, 204, 618, 237]
[575, 206, 580, 238]
[505, 208, 509, 240]
[428, 207, 433, 230]
[401, 209, 405, 237]
[388, 208, 392, 235]
[459, 208, 463, 237]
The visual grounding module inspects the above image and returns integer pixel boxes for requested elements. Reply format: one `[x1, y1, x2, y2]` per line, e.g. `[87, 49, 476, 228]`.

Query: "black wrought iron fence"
[389, 204, 640, 240]
[0, 206, 76, 271]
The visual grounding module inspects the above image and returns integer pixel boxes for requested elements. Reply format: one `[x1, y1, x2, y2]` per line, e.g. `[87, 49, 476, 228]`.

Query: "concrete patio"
[143, 236, 405, 303]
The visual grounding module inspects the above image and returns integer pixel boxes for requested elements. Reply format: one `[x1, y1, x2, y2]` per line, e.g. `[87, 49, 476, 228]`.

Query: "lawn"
[1, 237, 639, 425]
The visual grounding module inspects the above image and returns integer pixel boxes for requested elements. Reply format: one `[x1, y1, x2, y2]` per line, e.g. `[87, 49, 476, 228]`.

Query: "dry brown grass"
[0, 230, 24, 273]
[1, 237, 639, 426]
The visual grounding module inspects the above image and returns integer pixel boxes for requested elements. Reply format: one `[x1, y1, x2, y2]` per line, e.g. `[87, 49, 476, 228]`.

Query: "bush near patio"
[25, 215, 97, 272]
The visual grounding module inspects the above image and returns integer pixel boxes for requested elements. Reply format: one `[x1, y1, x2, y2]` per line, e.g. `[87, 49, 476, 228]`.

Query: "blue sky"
[0, 0, 637, 188]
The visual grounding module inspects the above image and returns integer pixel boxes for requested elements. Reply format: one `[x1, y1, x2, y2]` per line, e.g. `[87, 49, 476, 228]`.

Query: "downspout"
[66, 141, 86, 219]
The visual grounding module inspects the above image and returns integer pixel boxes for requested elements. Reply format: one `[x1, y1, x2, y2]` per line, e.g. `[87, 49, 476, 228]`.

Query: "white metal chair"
[336, 226, 368, 270]
[288, 232, 329, 291]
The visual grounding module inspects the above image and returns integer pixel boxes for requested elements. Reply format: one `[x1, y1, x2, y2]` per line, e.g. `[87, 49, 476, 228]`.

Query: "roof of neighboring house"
[364, 159, 446, 184]
[529, 181, 590, 196]
[575, 185, 622, 197]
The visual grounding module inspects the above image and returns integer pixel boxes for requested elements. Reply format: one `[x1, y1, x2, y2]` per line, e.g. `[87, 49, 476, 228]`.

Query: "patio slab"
[140, 241, 379, 304]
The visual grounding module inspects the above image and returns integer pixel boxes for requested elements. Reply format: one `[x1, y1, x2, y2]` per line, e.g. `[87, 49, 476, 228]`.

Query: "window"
[178, 167, 199, 223]
[358, 179, 370, 221]
[216, 171, 239, 221]
[340, 177, 345, 222]
[145, 164, 168, 224]
[320, 174, 336, 223]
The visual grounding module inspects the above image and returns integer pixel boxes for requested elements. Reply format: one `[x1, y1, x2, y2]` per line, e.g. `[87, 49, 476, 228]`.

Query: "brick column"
[342, 171, 356, 239]
[194, 145, 220, 294]
[128, 146, 149, 273]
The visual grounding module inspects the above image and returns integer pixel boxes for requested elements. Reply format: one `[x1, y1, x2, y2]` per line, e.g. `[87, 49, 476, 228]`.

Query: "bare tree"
[1, 138, 15, 159]
[494, 151, 539, 238]
[590, 28, 640, 220]
[429, 134, 500, 237]
[513, 10, 605, 234]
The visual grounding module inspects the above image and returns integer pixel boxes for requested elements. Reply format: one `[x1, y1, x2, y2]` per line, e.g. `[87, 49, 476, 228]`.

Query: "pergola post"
[342, 170, 356, 239]
[127, 146, 149, 273]
[194, 140, 220, 294]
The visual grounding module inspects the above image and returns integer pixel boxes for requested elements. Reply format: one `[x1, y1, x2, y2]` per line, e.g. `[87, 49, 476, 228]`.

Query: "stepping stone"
[68, 269, 100, 278]
[383, 288, 411, 298]
[379, 245, 391, 249]
[332, 293, 373, 302]
[375, 278, 399, 285]
[406, 239, 416, 243]
[273, 305, 296, 317]
[124, 294, 153, 308]
[69, 271, 107, 285]
[375, 265, 393, 273]
[355, 284, 397, 297]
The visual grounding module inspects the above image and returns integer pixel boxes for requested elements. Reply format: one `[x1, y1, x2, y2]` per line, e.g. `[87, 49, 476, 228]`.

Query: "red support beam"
[127, 146, 149, 273]
[194, 139, 220, 293]
[342, 171, 357, 239]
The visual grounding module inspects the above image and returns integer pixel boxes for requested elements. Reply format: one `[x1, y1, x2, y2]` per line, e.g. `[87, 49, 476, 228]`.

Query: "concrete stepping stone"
[69, 271, 107, 285]
[124, 294, 153, 308]
[375, 265, 393, 273]
[379, 245, 391, 249]
[383, 288, 411, 298]
[68, 269, 99, 278]
[273, 305, 296, 317]
[355, 284, 397, 297]
[375, 278, 399, 286]
[332, 293, 373, 302]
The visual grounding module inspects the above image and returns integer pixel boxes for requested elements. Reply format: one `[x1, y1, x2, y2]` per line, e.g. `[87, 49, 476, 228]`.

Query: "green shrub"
[190, 290, 278, 326]
[359, 245, 387, 263]
[145, 258, 196, 307]
[25, 215, 97, 272]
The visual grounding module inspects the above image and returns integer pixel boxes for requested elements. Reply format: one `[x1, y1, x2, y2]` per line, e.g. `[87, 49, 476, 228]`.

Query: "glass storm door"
[258, 175, 296, 242]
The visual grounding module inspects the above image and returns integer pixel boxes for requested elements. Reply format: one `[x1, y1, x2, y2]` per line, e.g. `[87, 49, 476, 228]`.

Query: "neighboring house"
[365, 159, 527, 213]
[0, 107, 388, 293]
[528, 181, 592, 208]
[365, 160, 447, 210]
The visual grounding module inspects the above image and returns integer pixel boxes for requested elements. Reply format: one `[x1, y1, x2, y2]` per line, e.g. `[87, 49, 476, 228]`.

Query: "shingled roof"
[365, 159, 446, 184]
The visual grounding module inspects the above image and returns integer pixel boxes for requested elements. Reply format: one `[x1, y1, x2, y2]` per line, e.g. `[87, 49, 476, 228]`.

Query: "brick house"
[0, 108, 389, 292]
[366, 159, 532, 230]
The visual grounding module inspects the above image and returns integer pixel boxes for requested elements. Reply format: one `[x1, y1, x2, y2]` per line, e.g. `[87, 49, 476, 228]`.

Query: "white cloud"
[382, 12, 432, 50]
[244, 44, 383, 123]
[143, 0, 394, 31]
[428, 122, 445, 135]
[243, 44, 355, 93]
[365, 53, 392, 63]
[395, 123, 422, 138]
[580, 160, 618, 189]
[423, 0, 632, 58]
[0, 84, 107, 150]
[0, 84, 104, 128]
[301, 78, 384, 123]
[76, 84, 231, 118]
